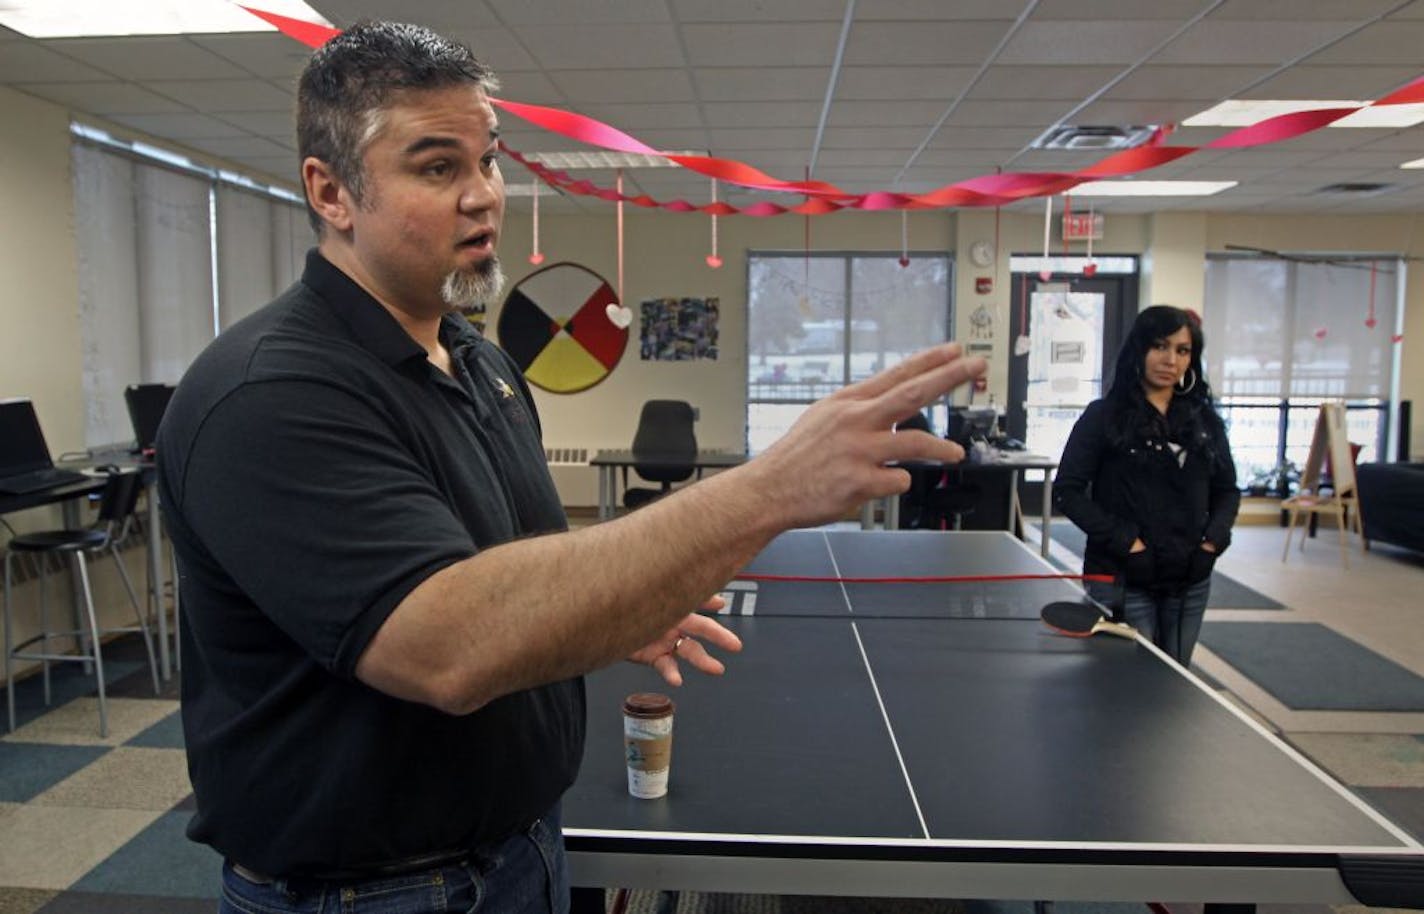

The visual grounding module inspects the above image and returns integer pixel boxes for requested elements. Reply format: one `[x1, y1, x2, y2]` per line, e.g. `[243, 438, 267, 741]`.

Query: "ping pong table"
[563, 529, 1424, 909]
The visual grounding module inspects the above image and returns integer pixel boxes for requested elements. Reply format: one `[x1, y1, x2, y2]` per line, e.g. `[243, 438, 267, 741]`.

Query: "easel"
[1281, 401, 1366, 567]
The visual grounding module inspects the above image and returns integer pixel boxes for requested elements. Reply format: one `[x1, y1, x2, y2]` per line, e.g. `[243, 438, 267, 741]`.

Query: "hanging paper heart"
[605, 303, 633, 328]
[1013, 335, 1031, 356]
[1313, 327, 1327, 340]
[1038, 269, 1052, 281]
[528, 252, 545, 266]
[1082, 262, 1098, 277]
[898, 255, 910, 268]
[706, 254, 723, 268]
[1393, 333, 1405, 343]
[1365, 316, 1377, 329]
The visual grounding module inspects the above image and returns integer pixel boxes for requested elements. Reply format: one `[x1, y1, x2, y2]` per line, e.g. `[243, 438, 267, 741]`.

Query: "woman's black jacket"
[1053, 397, 1240, 590]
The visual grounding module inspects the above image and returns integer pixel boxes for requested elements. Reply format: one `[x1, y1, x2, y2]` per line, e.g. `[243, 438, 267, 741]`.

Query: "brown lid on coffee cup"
[623, 692, 675, 718]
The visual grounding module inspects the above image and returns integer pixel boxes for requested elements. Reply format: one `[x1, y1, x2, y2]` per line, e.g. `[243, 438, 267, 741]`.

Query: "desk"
[564, 530, 1424, 908]
[588, 450, 747, 520]
[870, 454, 1058, 558]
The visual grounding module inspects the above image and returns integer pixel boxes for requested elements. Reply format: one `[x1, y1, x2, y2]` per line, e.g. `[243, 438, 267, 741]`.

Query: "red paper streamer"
[246, 7, 1424, 214]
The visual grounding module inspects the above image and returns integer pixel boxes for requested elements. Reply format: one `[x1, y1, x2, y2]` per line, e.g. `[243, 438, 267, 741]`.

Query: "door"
[1007, 267, 1137, 516]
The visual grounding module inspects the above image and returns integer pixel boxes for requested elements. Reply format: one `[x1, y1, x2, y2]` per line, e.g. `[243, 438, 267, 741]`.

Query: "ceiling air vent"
[1315, 182, 1397, 197]
[1031, 125, 1158, 151]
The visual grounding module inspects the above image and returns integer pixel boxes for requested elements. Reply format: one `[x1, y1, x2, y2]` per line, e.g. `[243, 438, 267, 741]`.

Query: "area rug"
[1199, 621, 1424, 710]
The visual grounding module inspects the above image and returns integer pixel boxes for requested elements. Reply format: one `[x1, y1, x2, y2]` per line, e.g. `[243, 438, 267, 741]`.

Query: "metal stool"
[3, 470, 160, 737]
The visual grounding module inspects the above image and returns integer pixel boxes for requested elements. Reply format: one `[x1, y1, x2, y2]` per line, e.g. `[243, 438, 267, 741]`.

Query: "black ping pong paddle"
[1040, 601, 1137, 640]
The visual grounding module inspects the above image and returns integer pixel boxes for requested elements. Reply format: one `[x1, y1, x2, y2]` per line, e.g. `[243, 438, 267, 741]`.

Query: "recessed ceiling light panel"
[1068, 180, 1237, 197]
[1184, 99, 1424, 129]
[0, 1, 329, 38]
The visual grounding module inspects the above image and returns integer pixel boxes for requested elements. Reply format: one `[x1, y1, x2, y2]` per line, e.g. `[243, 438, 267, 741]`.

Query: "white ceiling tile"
[926, 126, 1042, 150]
[316, 0, 501, 28]
[1242, 66, 1423, 100]
[836, 67, 978, 101]
[820, 126, 934, 149]
[708, 126, 816, 149]
[702, 101, 822, 128]
[1387, 0, 1424, 16]
[187, 34, 313, 81]
[630, 127, 715, 148]
[439, 28, 539, 73]
[1356, 129, 1424, 152]
[0, 41, 114, 82]
[945, 100, 1079, 128]
[913, 149, 1010, 167]
[999, 21, 1185, 65]
[45, 37, 249, 81]
[1032, 0, 1220, 19]
[816, 149, 919, 168]
[546, 70, 696, 104]
[1152, 20, 1368, 65]
[1106, 65, 1271, 101]
[486, 0, 670, 25]
[1074, 99, 1220, 125]
[488, 73, 563, 106]
[856, 0, 1020, 18]
[670, 0, 844, 21]
[18, 81, 188, 115]
[682, 23, 842, 67]
[1307, 20, 1424, 64]
[108, 113, 254, 141]
[1210, 0, 1400, 20]
[514, 24, 685, 70]
[827, 99, 959, 128]
[970, 66, 1122, 101]
[694, 68, 830, 101]
[144, 80, 292, 113]
[218, 112, 296, 138]
[843, 21, 1014, 67]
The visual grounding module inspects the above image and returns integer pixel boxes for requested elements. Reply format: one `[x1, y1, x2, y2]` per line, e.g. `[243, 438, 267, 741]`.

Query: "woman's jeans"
[1086, 577, 1211, 666]
[218, 804, 568, 914]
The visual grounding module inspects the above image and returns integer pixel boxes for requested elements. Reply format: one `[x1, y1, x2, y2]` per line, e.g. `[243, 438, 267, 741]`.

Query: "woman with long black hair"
[1054, 305, 1240, 665]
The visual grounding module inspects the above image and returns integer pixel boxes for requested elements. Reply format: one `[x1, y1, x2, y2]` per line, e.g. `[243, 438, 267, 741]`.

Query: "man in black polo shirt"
[157, 20, 985, 914]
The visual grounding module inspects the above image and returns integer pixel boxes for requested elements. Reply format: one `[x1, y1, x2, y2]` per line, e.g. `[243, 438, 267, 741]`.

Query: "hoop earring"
[1176, 368, 1197, 394]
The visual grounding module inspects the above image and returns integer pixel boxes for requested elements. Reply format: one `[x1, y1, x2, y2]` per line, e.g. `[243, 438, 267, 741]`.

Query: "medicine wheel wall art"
[496, 262, 628, 394]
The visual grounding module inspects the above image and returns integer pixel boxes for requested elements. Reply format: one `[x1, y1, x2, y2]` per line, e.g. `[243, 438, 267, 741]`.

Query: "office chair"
[4, 469, 161, 737]
[622, 400, 697, 511]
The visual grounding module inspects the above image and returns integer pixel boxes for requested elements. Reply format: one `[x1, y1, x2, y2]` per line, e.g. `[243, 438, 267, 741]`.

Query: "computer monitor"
[125, 383, 175, 454]
[0, 399, 56, 476]
[947, 405, 999, 446]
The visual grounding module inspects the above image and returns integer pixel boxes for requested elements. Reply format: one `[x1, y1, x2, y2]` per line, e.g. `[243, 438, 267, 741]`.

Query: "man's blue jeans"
[218, 804, 568, 914]
[1086, 577, 1211, 666]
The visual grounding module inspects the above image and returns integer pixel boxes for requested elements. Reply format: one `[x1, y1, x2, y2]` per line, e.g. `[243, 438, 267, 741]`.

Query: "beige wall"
[0, 86, 84, 453]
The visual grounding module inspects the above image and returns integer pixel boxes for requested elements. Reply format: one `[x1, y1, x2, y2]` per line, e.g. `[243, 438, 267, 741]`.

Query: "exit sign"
[1062, 211, 1103, 241]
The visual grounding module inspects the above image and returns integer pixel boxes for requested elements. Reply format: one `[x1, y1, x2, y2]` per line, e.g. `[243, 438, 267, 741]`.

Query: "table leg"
[1041, 473, 1053, 559]
[598, 467, 611, 521]
[61, 500, 92, 673]
[860, 500, 875, 530]
[885, 494, 899, 530]
[146, 486, 170, 681]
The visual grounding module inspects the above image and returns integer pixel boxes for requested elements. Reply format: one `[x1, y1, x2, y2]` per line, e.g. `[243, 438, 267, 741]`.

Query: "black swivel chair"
[3, 469, 161, 736]
[622, 400, 697, 511]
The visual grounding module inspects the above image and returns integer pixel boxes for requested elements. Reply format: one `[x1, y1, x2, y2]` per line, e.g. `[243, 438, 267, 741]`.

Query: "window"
[746, 252, 952, 453]
[1203, 255, 1401, 486]
[71, 126, 311, 448]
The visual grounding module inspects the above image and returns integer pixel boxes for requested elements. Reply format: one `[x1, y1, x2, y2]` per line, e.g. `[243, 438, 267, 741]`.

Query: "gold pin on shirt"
[494, 377, 516, 399]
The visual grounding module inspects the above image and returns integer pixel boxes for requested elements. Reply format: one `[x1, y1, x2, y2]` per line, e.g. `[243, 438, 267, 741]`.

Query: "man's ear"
[302, 157, 354, 234]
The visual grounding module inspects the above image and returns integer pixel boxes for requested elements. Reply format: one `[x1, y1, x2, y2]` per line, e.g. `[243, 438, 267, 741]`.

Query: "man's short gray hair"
[295, 21, 499, 232]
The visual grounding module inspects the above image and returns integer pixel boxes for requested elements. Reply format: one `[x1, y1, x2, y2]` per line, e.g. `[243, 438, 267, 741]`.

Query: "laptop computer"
[124, 383, 175, 455]
[0, 399, 89, 495]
